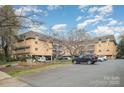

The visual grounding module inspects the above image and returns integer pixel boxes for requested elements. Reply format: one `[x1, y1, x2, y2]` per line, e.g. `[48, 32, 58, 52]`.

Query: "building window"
[35, 41, 38, 44]
[106, 49, 110, 52]
[99, 39, 101, 41]
[35, 48, 38, 51]
[107, 43, 109, 46]
[99, 50, 101, 52]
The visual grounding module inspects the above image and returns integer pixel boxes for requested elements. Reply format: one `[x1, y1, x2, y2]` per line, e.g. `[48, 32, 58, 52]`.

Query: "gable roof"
[16, 31, 52, 41]
[94, 35, 117, 45]
[94, 35, 115, 42]
[16, 31, 117, 45]
[79, 35, 116, 45]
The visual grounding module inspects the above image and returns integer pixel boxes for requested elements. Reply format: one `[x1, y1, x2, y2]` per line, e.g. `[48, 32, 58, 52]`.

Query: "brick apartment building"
[13, 31, 53, 59]
[80, 35, 117, 58]
[13, 31, 117, 59]
[94, 35, 117, 58]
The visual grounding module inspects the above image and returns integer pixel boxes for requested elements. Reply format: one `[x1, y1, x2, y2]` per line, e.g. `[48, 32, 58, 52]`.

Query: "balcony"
[52, 49, 63, 52]
[14, 49, 30, 55]
[14, 45, 30, 50]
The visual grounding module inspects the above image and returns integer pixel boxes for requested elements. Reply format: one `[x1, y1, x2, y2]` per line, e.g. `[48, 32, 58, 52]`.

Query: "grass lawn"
[0, 60, 72, 77]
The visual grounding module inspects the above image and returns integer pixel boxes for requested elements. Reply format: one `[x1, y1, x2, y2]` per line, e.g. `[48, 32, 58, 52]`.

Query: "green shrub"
[5, 64, 12, 67]
[0, 53, 18, 65]
[0, 53, 6, 64]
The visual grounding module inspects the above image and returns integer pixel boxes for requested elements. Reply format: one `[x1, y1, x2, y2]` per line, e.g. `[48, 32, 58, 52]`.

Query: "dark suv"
[72, 54, 97, 64]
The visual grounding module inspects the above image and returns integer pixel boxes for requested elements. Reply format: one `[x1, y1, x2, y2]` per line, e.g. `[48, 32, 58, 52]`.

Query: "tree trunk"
[4, 44, 9, 62]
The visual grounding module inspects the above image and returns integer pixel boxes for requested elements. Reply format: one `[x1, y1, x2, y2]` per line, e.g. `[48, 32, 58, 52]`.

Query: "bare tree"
[0, 6, 21, 61]
[60, 29, 91, 57]
[0, 5, 43, 61]
[47, 27, 91, 59]
[46, 30, 61, 59]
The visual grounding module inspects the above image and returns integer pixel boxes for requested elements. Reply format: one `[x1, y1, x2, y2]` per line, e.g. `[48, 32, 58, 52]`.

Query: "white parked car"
[97, 57, 104, 62]
[97, 56, 107, 62]
[65, 57, 72, 60]
[102, 56, 107, 61]
[36, 56, 46, 62]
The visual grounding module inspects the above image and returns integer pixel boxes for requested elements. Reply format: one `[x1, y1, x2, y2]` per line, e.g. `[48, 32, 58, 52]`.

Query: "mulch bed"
[0, 62, 53, 73]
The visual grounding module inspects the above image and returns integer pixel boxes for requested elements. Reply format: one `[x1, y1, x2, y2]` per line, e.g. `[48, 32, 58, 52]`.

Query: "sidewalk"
[0, 71, 30, 87]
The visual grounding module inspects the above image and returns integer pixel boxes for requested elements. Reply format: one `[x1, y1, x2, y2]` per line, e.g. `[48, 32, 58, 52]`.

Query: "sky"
[13, 5, 124, 40]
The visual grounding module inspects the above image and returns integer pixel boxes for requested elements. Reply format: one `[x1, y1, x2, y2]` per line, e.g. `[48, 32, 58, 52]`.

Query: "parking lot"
[17, 59, 124, 87]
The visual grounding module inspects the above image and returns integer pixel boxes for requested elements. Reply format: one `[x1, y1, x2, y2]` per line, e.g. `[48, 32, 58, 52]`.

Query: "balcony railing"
[52, 49, 63, 52]
[14, 45, 30, 50]
[14, 49, 30, 54]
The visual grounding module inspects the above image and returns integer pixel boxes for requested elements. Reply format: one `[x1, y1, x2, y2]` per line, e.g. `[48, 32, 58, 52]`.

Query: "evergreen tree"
[117, 37, 124, 58]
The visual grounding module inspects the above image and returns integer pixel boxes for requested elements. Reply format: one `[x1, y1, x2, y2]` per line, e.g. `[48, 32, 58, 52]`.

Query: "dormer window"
[35, 41, 38, 44]
[106, 49, 110, 52]
[35, 48, 38, 51]
[106, 38, 110, 41]
[98, 39, 101, 41]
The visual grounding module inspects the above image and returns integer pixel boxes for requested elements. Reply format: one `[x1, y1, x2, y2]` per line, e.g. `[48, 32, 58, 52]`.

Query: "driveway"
[18, 59, 124, 87]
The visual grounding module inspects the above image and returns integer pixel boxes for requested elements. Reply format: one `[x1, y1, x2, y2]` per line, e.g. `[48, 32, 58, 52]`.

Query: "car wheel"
[91, 61, 95, 64]
[73, 61, 77, 64]
[87, 60, 92, 64]
[72, 60, 76, 64]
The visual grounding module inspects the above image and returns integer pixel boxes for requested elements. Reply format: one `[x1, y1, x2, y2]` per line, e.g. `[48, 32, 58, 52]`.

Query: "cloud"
[15, 6, 48, 16]
[88, 7, 98, 13]
[113, 27, 124, 33]
[107, 19, 123, 26]
[87, 6, 112, 16]
[98, 5, 113, 15]
[107, 20, 118, 26]
[20, 24, 48, 35]
[77, 22, 87, 30]
[43, 10, 48, 16]
[78, 5, 87, 9]
[39, 25, 48, 31]
[47, 5, 62, 11]
[87, 15, 103, 24]
[15, 6, 37, 15]
[93, 26, 114, 35]
[91, 26, 124, 37]
[78, 5, 88, 12]
[76, 16, 82, 21]
[51, 24, 67, 32]
[77, 15, 103, 30]
[28, 23, 48, 33]
[77, 6, 113, 31]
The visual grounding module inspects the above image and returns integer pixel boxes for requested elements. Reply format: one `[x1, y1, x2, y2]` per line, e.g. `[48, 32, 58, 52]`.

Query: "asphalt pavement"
[17, 59, 124, 87]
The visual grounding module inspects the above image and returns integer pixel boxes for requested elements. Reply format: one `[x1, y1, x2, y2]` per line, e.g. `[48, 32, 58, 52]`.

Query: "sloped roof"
[78, 35, 116, 45]
[16, 31, 116, 45]
[16, 31, 52, 41]
[94, 35, 115, 42]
